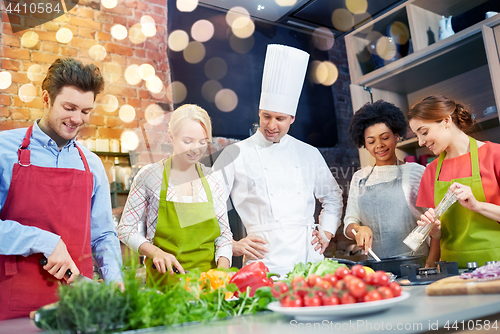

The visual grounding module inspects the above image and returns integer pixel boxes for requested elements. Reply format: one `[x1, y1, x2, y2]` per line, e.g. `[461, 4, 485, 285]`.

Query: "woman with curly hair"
[344, 100, 435, 262]
[409, 95, 500, 268]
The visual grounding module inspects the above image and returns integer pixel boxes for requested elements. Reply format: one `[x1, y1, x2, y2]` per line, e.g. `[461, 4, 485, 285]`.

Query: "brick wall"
[0, 0, 173, 175]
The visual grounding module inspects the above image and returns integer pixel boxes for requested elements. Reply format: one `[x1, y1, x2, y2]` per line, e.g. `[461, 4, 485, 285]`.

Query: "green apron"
[435, 137, 500, 268]
[146, 157, 220, 286]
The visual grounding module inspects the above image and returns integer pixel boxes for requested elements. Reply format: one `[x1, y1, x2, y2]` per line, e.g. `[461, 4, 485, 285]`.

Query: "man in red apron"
[0, 58, 123, 320]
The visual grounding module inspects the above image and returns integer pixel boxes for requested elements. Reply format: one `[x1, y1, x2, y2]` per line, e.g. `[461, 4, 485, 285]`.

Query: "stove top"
[397, 261, 459, 286]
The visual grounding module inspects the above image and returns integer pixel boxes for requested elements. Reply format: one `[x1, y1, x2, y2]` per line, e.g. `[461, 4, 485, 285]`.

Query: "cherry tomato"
[291, 276, 308, 296]
[348, 278, 367, 298]
[373, 271, 390, 287]
[389, 282, 402, 297]
[307, 274, 323, 288]
[363, 289, 383, 302]
[335, 266, 350, 280]
[322, 294, 340, 306]
[351, 264, 366, 280]
[304, 293, 322, 307]
[280, 294, 304, 307]
[340, 292, 356, 304]
[365, 273, 376, 285]
[316, 279, 331, 291]
[335, 279, 347, 291]
[271, 282, 290, 299]
[343, 274, 357, 286]
[322, 273, 338, 287]
[377, 286, 394, 299]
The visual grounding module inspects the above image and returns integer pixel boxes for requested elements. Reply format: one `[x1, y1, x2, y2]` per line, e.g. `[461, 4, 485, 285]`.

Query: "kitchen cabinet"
[345, 0, 500, 167]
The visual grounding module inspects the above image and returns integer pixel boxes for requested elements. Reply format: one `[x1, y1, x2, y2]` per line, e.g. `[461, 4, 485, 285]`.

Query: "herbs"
[35, 260, 275, 333]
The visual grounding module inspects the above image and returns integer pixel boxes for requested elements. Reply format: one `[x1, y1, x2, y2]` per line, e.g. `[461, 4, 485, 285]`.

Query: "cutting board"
[426, 275, 500, 295]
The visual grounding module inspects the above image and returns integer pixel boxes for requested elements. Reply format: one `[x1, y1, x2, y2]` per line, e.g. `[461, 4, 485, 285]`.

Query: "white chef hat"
[259, 44, 310, 117]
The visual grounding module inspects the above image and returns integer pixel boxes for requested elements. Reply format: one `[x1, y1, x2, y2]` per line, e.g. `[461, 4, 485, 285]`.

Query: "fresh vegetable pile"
[272, 264, 402, 307]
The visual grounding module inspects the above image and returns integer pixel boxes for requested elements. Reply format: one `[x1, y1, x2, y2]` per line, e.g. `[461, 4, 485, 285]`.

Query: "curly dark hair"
[349, 100, 407, 148]
[42, 58, 104, 106]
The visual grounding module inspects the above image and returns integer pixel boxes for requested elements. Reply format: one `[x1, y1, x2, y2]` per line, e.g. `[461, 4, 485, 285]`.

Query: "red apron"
[0, 125, 93, 320]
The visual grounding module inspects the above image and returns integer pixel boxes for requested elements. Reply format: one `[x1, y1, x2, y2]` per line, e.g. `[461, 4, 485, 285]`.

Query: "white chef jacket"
[214, 130, 343, 277]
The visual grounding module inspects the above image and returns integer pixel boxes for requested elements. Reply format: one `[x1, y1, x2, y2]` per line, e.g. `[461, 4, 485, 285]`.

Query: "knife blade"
[39, 257, 95, 284]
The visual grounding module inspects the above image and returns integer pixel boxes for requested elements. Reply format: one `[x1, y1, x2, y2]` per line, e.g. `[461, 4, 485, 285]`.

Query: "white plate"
[267, 291, 410, 321]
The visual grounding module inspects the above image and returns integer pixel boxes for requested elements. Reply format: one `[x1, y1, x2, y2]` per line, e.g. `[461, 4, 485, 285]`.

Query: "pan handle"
[331, 258, 358, 266]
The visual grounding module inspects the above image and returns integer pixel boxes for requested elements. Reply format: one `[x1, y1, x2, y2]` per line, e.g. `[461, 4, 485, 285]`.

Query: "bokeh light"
[320, 61, 338, 86]
[215, 89, 238, 112]
[111, 24, 127, 40]
[331, 8, 354, 32]
[191, 20, 214, 42]
[229, 35, 254, 53]
[146, 75, 163, 94]
[183, 41, 206, 64]
[0, 72, 12, 89]
[27, 64, 45, 83]
[226, 6, 250, 26]
[141, 16, 156, 37]
[177, 0, 198, 12]
[139, 64, 155, 81]
[145, 103, 165, 125]
[125, 64, 142, 85]
[312, 27, 335, 51]
[119, 104, 136, 123]
[204, 57, 227, 80]
[19, 84, 37, 103]
[275, 0, 297, 6]
[101, 0, 117, 9]
[89, 45, 107, 61]
[389, 21, 410, 45]
[21, 31, 39, 48]
[168, 30, 189, 52]
[376, 36, 398, 60]
[121, 131, 139, 151]
[101, 94, 118, 112]
[129, 24, 147, 44]
[310, 61, 338, 86]
[201, 80, 222, 103]
[56, 28, 73, 43]
[231, 17, 255, 39]
[346, 0, 368, 15]
[168, 81, 187, 104]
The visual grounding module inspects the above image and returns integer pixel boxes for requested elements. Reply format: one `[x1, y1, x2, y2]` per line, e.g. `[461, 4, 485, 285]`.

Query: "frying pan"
[333, 255, 427, 277]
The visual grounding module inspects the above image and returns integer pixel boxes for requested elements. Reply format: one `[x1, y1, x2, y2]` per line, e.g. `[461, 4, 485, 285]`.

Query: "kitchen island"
[2, 285, 500, 334]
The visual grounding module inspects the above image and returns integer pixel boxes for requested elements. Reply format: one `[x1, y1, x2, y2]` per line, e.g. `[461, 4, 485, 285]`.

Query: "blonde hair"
[169, 104, 212, 141]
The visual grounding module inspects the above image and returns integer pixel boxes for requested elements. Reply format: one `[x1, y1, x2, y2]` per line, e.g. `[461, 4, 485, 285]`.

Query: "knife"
[39, 257, 95, 284]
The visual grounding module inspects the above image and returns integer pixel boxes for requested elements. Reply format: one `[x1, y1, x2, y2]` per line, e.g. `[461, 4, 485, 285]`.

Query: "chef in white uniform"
[214, 44, 343, 277]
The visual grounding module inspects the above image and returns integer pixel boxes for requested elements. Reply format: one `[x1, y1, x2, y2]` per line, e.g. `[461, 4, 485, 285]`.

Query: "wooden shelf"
[93, 151, 131, 157]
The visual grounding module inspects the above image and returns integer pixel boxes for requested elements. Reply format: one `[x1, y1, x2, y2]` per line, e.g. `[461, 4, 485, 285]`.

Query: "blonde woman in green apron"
[409, 95, 500, 268]
[344, 100, 436, 263]
[118, 104, 232, 285]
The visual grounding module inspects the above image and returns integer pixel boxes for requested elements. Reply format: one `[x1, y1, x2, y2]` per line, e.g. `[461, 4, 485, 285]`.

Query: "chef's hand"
[354, 226, 373, 256]
[45, 239, 79, 284]
[418, 208, 442, 239]
[449, 182, 479, 212]
[151, 248, 185, 276]
[312, 230, 333, 255]
[232, 236, 268, 260]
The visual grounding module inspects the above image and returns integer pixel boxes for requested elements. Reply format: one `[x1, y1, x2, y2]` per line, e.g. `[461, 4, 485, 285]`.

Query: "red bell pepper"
[229, 261, 277, 297]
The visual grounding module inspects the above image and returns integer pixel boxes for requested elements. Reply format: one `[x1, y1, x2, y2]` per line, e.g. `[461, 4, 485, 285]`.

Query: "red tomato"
[316, 279, 331, 290]
[348, 278, 367, 298]
[351, 264, 366, 280]
[340, 292, 356, 304]
[335, 266, 350, 280]
[322, 273, 338, 287]
[377, 286, 394, 299]
[389, 282, 402, 297]
[335, 279, 347, 291]
[271, 282, 289, 298]
[373, 271, 390, 287]
[307, 274, 323, 288]
[365, 273, 376, 285]
[280, 294, 304, 307]
[291, 276, 308, 296]
[363, 289, 383, 302]
[322, 294, 340, 306]
[343, 274, 357, 286]
[304, 293, 322, 307]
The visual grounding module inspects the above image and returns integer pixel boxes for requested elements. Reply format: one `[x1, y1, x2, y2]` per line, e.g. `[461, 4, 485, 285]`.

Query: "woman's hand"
[418, 208, 442, 239]
[354, 226, 373, 255]
[139, 242, 185, 275]
[217, 256, 230, 269]
[449, 182, 479, 212]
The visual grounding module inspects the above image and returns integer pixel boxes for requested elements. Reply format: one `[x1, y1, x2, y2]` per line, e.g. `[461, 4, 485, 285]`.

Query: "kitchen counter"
[2, 286, 500, 334]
